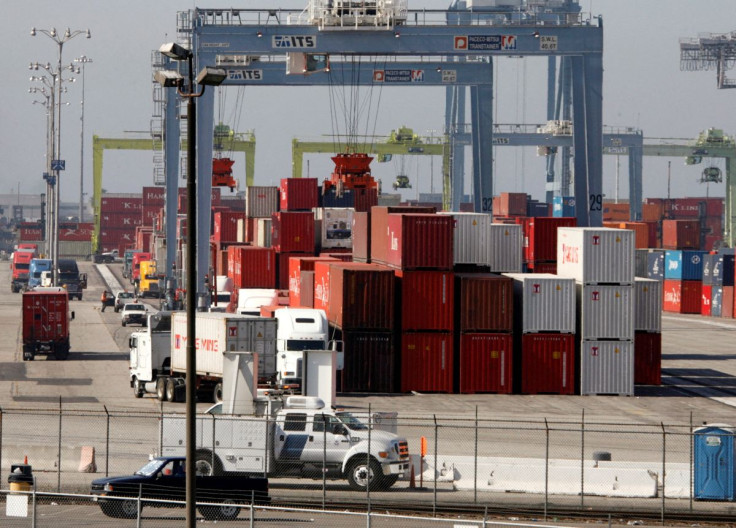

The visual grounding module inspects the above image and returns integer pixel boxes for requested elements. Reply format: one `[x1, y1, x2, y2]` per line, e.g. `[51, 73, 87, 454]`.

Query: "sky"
[1, 0, 734, 210]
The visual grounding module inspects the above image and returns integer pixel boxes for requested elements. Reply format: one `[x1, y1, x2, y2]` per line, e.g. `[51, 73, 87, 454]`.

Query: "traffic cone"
[409, 462, 416, 489]
[24, 455, 28, 464]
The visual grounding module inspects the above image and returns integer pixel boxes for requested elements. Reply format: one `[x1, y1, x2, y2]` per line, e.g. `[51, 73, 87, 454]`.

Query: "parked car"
[121, 303, 148, 327]
[114, 291, 135, 313]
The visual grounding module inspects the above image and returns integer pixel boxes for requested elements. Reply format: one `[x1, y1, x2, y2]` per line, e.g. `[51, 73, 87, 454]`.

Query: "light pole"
[29, 81, 55, 257]
[31, 26, 90, 285]
[154, 41, 225, 528]
[74, 56, 92, 223]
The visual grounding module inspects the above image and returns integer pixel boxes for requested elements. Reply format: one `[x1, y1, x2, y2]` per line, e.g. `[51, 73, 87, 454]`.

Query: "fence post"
[661, 422, 666, 525]
[32, 480, 37, 528]
[474, 406, 478, 504]
[366, 403, 371, 528]
[544, 418, 549, 521]
[212, 414, 217, 470]
[580, 408, 585, 510]
[689, 412, 693, 512]
[433, 414, 438, 517]
[137, 483, 142, 528]
[0, 406, 3, 489]
[57, 396, 62, 492]
[104, 405, 110, 477]
[322, 414, 327, 510]
[250, 493, 255, 528]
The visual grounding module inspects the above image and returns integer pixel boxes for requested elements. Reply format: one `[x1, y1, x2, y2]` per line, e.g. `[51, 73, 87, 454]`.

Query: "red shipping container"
[619, 222, 649, 249]
[519, 333, 576, 395]
[280, 178, 319, 211]
[701, 284, 713, 316]
[353, 188, 379, 213]
[352, 211, 370, 263]
[101, 196, 142, 213]
[227, 245, 276, 289]
[703, 235, 721, 252]
[669, 198, 705, 218]
[663, 279, 702, 314]
[338, 330, 397, 393]
[141, 205, 160, 226]
[397, 270, 454, 331]
[19, 226, 43, 241]
[456, 273, 513, 332]
[401, 332, 453, 393]
[382, 214, 454, 270]
[299, 270, 315, 308]
[528, 261, 557, 274]
[99, 228, 135, 245]
[602, 202, 630, 222]
[496, 192, 527, 216]
[142, 186, 165, 205]
[319, 251, 352, 261]
[369, 206, 436, 265]
[641, 202, 663, 222]
[215, 249, 228, 277]
[517, 216, 577, 263]
[271, 212, 315, 254]
[634, 332, 661, 386]
[277, 251, 310, 290]
[703, 216, 722, 235]
[705, 198, 724, 218]
[662, 219, 700, 250]
[314, 262, 395, 330]
[723, 285, 734, 318]
[245, 217, 256, 243]
[288, 256, 339, 307]
[100, 212, 142, 229]
[644, 221, 660, 248]
[213, 211, 245, 243]
[458, 333, 513, 394]
[59, 225, 93, 241]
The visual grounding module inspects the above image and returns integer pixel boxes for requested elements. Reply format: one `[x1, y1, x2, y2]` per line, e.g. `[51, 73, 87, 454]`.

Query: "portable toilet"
[694, 424, 735, 501]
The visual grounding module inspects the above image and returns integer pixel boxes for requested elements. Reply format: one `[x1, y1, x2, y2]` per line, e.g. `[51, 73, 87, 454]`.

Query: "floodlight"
[159, 42, 191, 61]
[154, 69, 184, 87]
[196, 67, 227, 86]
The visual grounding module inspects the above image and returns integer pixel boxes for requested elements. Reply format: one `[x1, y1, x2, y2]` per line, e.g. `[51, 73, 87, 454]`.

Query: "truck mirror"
[332, 424, 348, 436]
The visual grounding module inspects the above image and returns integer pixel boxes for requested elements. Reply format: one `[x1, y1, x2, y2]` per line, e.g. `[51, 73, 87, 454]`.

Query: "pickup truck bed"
[90, 456, 269, 520]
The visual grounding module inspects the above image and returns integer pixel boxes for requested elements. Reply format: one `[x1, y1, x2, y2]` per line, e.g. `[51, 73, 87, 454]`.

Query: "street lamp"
[31, 26, 90, 285]
[74, 56, 92, 223]
[155, 41, 225, 528]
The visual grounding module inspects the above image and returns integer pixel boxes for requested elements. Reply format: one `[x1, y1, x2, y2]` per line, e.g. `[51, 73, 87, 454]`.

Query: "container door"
[695, 429, 734, 500]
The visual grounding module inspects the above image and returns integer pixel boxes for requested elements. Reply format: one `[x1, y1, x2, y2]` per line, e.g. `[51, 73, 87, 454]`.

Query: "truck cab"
[10, 251, 33, 292]
[129, 312, 172, 398]
[57, 258, 87, 300]
[274, 308, 330, 392]
[28, 258, 53, 289]
[137, 260, 160, 298]
[131, 252, 152, 287]
[122, 249, 141, 279]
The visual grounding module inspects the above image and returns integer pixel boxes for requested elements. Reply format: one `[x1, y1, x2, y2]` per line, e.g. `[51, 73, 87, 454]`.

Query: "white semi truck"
[161, 395, 410, 491]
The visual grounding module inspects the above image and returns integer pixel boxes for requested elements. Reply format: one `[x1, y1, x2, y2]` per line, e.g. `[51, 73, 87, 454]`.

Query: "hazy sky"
[1, 1, 734, 208]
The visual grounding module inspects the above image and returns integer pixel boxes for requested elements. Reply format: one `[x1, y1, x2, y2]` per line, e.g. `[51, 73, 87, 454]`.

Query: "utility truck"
[161, 395, 410, 491]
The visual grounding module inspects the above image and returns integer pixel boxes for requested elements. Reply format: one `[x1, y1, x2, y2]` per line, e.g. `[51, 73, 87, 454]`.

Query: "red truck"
[131, 252, 152, 287]
[11, 251, 34, 293]
[22, 288, 75, 361]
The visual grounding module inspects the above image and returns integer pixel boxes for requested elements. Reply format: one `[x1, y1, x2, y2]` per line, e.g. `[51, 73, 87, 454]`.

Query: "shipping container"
[518, 216, 577, 263]
[299, 270, 315, 308]
[215, 249, 228, 277]
[496, 192, 527, 216]
[722, 286, 734, 318]
[702, 253, 715, 285]
[271, 211, 315, 254]
[227, 245, 276, 289]
[635, 249, 649, 278]
[397, 270, 454, 331]
[100, 194, 142, 213]
[401, 332, 453, 393]
[701, 284, 713, 316]
[212, 211, 245, 243]
[99, 228, 135, 245]
[337, 330, 396, 393]
[668, 197, 707, 218]
[602, 202, 630, 222]
[552, 196, 576, 218]
[577, 283, 634, 340]
[352, 211, 370, 263]
[579, 340, 634, 396]
[664, 250, 707, 280]
[529, 261, 557, 274]
[634, 332, 661, 386]
[488, 223, 523, 272]
[455, 273, 513, 333]
[634, 278, 663, 332]
[503, 273, 576, 334]
[663, 279, 702, 314]
[381, 214, 454, 270]
[58, 241, 92, 259]
[557, 227, 635, 284]
[714, 254, 735, 287]
[641, 202, 663, 222]
[246, 186, 279, 218]
[711, 285, 723, 317]
[277, 251, 311, 290]
[519, 333, 576, 395]
[288, 256, 339, 307]
[280, 178, 319, 211]
[662, 219, 700, 250]
[314, 262, 395, 330]
[647, 250, 665, 281]
[100, 212, 143, 229]
[141, 186, 165, 205]
[527, 199, 550, 218]
[369, 206, 436, 265]
[457, 333, 513, 394]
[255, 218, 272, 248]
[438, 212, 489, 265]
[314, 207, 353, 250]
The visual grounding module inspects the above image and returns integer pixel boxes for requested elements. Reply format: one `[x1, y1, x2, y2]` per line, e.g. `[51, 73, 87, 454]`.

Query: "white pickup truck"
[161, 396, 410, 491]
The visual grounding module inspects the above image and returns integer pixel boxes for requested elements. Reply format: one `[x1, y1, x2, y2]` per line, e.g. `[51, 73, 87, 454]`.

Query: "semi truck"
[130, 252, 152, 287]
[122, 249, 141, 279]
[27, 258, 52, 289]
[137, 260, 160, 298]
[57, 258, 87, 300]
[10, 251, 33, 292]
[21, 287, 75, 360]
[161, 395, 410, 491]
[129, 312, 278, 403]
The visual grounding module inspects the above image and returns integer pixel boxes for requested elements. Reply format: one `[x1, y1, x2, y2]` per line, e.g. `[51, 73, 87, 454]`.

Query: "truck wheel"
[213, 383, 223, 404]
[195, 451, 223, 476]
[346, 458, 382, 491]
[54, 347, 69, 361]
[156, 378, 167, 401]
[165, 378, 177, 402]
[198, 500, 240, 521]
[133, 378, 144, 398]
[118, 499, 139, 518]
[380, 474, 399, 489]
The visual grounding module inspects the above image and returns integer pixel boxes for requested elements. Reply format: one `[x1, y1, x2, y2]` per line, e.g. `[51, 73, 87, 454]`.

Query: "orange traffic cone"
[409, 462, 416, 488]
[24, 455, 28, 464]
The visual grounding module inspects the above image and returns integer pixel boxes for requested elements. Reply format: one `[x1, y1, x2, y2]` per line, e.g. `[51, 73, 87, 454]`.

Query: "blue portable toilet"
[694, 424, 735, 500]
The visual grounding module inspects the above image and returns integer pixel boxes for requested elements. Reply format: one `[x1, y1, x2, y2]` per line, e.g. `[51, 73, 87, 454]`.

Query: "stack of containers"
[488, 223, 523, 272]
[492, 192, 527, 220]
[455, 274, 514, 394]
[719, 251, 736, 318]
[552, 196, 575, 218]
[313, 261, 396, 393]
[645, 249, 666, 281]
[645, 197, 723, 250]
[701, 253, 715, 316]
[314, 208, 353, 252]
[662, 250, 706, 314]
[516, 216, 577, 273]
[227, 245, 276, 289]
[557, 227, 636, 396]
[99, 193, 142, 254]
[502, 273, 576, 394]
[141, 187, 165, 230]
[662, 219, 700, 250]
[246, 186, 279, 244]
[633, 278, 663, 385]
[287, 255, 339, 307]
[212, 211, 245, 247]
[439, 212, 489, 270]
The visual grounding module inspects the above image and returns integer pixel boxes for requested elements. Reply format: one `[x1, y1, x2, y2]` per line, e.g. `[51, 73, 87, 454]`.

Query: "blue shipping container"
[711, 286, 723, 317]
[720, 254, 735, 287]
[665, 250, 707, 280]
[647, 251, 664, 281]
[552, 196, 576, 218]
[703, 254, 715, 286]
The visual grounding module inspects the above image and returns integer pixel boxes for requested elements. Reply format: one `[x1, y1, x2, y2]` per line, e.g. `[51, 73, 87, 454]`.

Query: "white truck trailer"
[161, 395, 410, 491]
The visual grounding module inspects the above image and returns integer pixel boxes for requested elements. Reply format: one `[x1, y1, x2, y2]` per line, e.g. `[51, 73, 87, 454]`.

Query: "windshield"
[336, 412, 369, 431]
[126, 304, 145, 311]
[59, 272, 78, 280]
[149, 312, 171, 332]
[118, 292, 134, 300]
[285, 339, 326, 351]
[135, 459, 166, 477]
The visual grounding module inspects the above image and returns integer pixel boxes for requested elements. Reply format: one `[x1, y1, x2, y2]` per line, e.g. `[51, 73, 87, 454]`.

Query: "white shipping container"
[58, 241, 92, 259]
[557, 227, 635, 284]
[439, 212, 489, 265]
[171, 312, 277, 381]
[256, 218, 272, 248]
[237, 218, 246, 243]
[634, 278, 663, 332]
[246, 186, 279, 218]
[488, 223, 523, 272]
[579, 340, 634, 396]
[577, 283, 634, 340]
[314, 207, 353, 249]
[503, 273, 576, 333]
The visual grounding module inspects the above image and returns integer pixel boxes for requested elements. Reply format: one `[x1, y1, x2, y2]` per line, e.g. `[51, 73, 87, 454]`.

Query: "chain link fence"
[0, 405, 733, 522]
